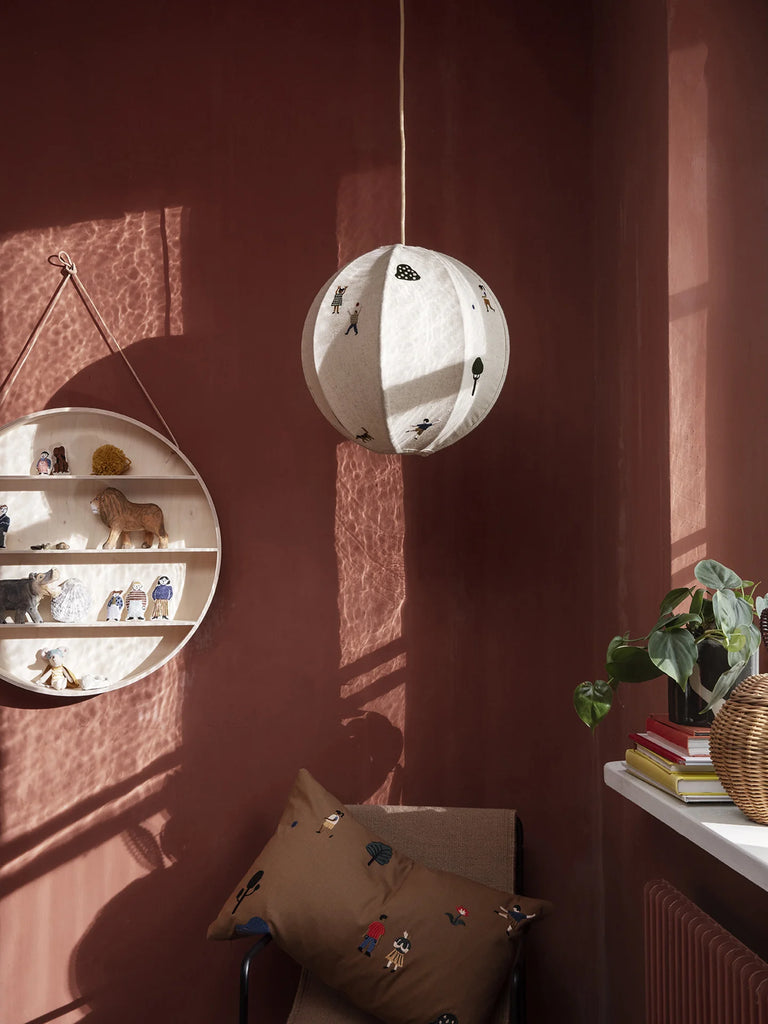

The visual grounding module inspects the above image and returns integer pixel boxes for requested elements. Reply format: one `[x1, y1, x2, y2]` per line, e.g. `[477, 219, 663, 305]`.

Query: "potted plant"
[574, 559, 766, 729]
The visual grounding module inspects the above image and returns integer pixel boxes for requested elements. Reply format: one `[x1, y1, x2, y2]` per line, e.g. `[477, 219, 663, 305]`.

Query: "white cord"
[399, 0, 406, 246]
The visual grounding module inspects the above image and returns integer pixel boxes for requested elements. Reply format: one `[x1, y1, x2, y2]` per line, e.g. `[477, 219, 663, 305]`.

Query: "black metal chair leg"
[239, 935, 272, 1024]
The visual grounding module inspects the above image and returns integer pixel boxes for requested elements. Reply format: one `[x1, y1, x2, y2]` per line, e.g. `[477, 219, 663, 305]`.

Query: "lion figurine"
[90, 487, 169, 550]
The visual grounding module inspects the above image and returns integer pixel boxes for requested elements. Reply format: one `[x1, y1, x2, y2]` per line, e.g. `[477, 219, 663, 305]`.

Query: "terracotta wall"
[597, 1, 768, 1022]
[0, 1, 766, 1023]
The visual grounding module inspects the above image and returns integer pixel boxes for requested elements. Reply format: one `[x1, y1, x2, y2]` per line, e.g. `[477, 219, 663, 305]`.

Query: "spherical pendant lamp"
[301, 243, 509, 455]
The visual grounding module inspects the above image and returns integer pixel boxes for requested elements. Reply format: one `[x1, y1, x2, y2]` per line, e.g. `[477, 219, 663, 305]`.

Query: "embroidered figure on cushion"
[429, 1016, 459, 1024]
[316, 809, 344, 836]
[0, 504, 10, 548]
[232, 870, 263, 915]
[471, 357, 484, 396]
[395, 264, 420, 281]
[356, 429, 373, 444]
[151, 575, 173, 619]
[383, 931, 411, 971]
[36, 450, 52, 475]
[365, 841, 392, 866]
[445, 905, 469, 926]
[411, 418, 435, 437]
[495, 903, 537, 934]
[105, 589, 124, 621]
[125, 581, 148, 620]
[345, 303, 361, 335]
[330, 285, 347, 313]
[478, 283, 495, 311]
[358, 914, 387, 956]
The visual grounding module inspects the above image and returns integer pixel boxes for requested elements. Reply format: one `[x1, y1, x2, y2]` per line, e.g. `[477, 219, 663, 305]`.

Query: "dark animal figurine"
[52, 446, 69, 474]
[90, 487, 169, 550]
[0, 568, 61, 623]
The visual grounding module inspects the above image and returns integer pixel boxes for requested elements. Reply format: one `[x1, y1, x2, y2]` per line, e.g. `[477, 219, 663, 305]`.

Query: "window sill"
[604, 761, 768, 892]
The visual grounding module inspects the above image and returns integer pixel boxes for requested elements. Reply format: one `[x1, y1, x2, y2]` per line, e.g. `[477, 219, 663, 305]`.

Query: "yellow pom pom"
[91, 444, 132, 475]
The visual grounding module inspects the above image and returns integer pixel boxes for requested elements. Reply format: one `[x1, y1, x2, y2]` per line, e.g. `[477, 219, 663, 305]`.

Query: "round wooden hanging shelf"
[0, 407, 221, 697]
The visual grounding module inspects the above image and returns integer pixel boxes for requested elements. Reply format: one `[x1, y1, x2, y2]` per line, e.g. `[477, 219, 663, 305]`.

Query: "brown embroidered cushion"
[207, 769, 551, 1024]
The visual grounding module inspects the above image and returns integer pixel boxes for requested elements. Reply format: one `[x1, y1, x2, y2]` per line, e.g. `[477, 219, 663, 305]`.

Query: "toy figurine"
[0, 568, 61, 623]
[125, 580, 148, 620]
[0, 504, 9, 548]
[151, 575, 173, 619]
[52, 446, 69, 474]
[36, 451, 52, 475]
[105, 589, 124, 621]
[37, 646, 111, 691]
[38, 647, 78, 691]
[90, 487, 168, 550]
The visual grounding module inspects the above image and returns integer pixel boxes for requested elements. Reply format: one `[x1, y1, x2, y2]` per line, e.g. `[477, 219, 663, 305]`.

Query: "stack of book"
[624, 714, 732, 803]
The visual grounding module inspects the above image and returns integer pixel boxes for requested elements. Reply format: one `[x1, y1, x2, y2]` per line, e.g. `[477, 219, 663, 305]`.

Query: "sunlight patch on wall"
[669, 43, 709, 587]
[335, 441, 406, 802]
[0, 208, 184, 422]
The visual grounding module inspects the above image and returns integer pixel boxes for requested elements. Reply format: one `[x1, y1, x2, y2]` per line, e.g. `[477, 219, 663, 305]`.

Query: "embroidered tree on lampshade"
[301, 244, 509, 456]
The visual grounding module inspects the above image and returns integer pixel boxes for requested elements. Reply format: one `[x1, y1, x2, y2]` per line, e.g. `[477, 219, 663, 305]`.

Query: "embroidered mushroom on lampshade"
[301, 244, 509, 455]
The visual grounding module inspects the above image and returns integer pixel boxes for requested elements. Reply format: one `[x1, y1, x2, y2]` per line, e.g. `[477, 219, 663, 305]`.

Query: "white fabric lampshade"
[301, 244, 509, 455]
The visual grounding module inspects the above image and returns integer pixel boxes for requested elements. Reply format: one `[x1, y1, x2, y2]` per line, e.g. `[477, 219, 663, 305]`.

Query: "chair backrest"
[285, 804, 522, 1024]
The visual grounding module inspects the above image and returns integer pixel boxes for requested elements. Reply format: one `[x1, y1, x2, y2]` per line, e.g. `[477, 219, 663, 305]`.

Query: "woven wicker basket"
[710, 673, 768, 824]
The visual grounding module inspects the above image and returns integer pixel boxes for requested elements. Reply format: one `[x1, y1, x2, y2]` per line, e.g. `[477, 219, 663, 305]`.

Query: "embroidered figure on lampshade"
[478, 283, 495, 311]
[345, 303, 361, 335]
[330, 285, 347, 314]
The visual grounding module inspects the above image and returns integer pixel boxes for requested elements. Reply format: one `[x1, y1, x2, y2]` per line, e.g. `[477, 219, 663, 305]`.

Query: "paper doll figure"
[151, 575, 173, 619]
[0, 504, 9, 548]
[383, 932, 411, 972]
[478, 283, 495, 311]
[36, 451, 52, 475]
[125, 580, 148, 620]
[105, 589, 124, 621]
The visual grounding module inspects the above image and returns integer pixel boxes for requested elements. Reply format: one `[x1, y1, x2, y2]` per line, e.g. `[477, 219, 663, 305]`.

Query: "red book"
[645, 714, 710, 755]
[629, 731, 714, 767]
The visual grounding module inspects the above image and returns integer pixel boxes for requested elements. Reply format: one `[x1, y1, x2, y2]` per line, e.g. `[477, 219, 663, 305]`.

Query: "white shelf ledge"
[604, 760, 768, 892]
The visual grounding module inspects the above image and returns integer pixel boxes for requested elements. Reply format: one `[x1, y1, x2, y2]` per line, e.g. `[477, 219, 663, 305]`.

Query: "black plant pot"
[667, 640, 730, 726]
[667, 641, 760, 726]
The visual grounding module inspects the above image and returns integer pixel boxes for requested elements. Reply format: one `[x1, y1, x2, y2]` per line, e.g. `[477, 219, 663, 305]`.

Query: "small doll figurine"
[38, 647, 78, 691]
[36, 451, 52, 475]
[105, 589, 124, 621]
[125, 580, 148, 620]
[0, 504, 9, 548]
[151, 575, 173, 619]
[52, 446, 69, 474]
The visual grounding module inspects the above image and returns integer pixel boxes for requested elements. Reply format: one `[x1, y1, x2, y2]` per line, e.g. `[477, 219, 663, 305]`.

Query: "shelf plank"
[0, 548, 218, 563]
[605, 761, 768, 892]
[0, 621, 196, 639]
[0, 474, 196, 488]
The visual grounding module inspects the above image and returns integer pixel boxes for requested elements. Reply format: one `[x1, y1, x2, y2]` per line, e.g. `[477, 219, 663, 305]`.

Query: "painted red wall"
[0, 1, 766, 1023]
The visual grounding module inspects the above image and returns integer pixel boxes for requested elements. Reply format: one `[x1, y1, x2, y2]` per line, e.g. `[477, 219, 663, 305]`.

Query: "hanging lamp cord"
[399, 0, 407, 246]
[0, 251, 179, 449]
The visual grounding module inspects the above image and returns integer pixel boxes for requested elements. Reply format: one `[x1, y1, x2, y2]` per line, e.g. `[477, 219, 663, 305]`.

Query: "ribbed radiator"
[644, 880, 768, 1023]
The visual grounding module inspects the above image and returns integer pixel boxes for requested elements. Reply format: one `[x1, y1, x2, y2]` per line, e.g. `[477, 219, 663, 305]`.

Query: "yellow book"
[625, 747, 727, 797]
